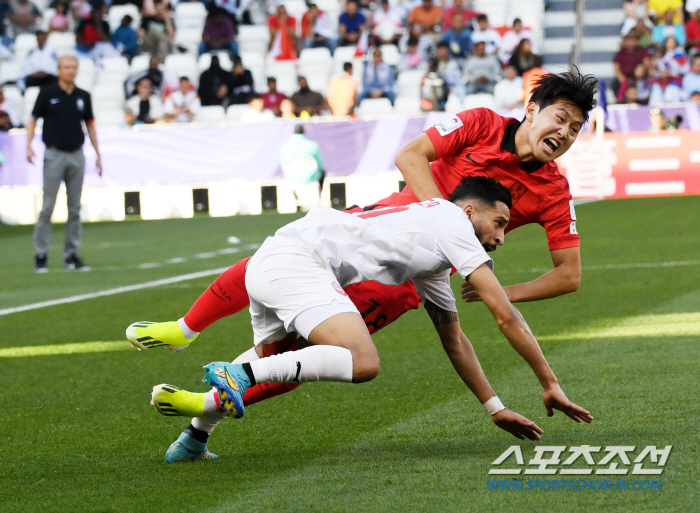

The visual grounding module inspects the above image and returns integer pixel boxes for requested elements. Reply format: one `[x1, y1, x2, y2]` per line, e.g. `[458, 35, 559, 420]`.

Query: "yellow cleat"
[126, 321, 197, 351]
[151, 384, 206, 417]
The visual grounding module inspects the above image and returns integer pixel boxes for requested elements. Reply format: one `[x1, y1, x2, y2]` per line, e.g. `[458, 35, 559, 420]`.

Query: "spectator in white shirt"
[500, 18, 538, 63]
[0, 85, 22, 127]
[18, 31, 59, 92]
[463, 37, 501, 94]
[125, 77, 165, 125]
[493, 65, 524, 109]
[372, 0, 403, 46]
[164, 77, 201, 122]
[472, 14, 501, 56]
[240, 95, 276, 123]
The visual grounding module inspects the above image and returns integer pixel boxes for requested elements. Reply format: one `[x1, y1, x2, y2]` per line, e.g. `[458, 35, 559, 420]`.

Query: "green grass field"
[1, 196, 699, 512]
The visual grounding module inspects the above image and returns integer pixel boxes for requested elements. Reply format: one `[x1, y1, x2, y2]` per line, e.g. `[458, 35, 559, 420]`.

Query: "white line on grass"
[0, 267, 230, 317]
[0, 340, 129, 358]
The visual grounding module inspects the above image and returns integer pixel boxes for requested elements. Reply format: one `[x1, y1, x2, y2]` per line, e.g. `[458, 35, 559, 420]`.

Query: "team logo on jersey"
[510, 181, 527, 206]
[570, 221, 578, 234]
[569, 200, 577, 221]
[435, 116, 463, 136]
[76, 98, 84, 111]
[332, 282, 348, 296]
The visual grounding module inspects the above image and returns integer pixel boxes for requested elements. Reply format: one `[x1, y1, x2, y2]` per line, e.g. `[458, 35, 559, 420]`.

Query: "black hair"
[449, 176, 512, 210]
[529, 67, 598, 123]
[437, 41, 449, 50]
[267, 76, 277, 82]
[477, 14, 488, 22]
[343, 62, 353, 71]
[294, 125, 305, 134]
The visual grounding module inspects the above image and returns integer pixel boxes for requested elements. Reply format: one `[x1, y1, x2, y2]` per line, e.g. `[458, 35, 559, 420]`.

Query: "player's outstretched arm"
[424, 300, 544, 441]
[461, 246, 581, 303]
[466, 263, 593, 424]
[394, 133, 442, 201]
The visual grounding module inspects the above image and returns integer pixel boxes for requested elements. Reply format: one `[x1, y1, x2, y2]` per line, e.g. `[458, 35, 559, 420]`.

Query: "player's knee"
[351, 346, 380, 383]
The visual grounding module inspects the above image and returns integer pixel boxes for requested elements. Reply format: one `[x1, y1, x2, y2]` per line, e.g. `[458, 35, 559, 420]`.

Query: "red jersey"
[367, 108, 579, 251]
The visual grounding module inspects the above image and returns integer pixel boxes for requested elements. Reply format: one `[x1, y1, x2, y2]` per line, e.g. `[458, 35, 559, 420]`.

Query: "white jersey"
[274, 199, 493, 312]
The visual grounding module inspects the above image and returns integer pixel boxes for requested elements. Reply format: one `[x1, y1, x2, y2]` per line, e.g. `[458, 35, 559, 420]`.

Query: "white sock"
[178, 317, 199, 341]
[190, 346, 260, 435]
[249, 346, 353, 384]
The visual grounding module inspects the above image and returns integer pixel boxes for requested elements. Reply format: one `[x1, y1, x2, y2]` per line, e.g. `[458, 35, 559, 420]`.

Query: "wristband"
[484, 396, 506, 416]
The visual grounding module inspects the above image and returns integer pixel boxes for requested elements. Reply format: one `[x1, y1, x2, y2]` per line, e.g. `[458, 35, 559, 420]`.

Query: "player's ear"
[525, 101, 537, 122]
[463, 203, 475, 219]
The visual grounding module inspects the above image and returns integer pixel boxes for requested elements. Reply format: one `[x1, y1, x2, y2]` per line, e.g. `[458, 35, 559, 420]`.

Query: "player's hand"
[27, 146, 35, 164]
[543, 384, 594, 423]
[95, 155, 102, 176]
[491, 409, 543, 440]
[460, 281, 482, 302]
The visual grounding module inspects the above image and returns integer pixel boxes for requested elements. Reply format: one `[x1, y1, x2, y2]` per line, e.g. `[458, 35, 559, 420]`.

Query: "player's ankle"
[178, 318, 200, 341]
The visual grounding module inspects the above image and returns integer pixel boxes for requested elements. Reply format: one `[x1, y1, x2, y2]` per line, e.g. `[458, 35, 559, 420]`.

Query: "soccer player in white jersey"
[141, 177, 592, 462]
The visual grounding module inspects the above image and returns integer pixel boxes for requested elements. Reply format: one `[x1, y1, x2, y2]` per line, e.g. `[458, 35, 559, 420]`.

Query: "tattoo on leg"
[424, 300, 459, 326]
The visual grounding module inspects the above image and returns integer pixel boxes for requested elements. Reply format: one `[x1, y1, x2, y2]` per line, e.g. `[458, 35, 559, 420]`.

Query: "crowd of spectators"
[0, 0, 552, 128]
[613, 0, 700, 106]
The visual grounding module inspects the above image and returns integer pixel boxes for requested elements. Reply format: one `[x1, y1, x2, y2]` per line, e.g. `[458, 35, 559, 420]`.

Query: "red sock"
[242, 340, 302, 406]
[242, 382, 302, 406]
[183, 257, 252, 333]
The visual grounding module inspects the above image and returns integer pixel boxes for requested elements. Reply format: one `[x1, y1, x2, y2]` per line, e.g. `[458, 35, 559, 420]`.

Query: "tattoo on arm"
[424, 300, 459, 327]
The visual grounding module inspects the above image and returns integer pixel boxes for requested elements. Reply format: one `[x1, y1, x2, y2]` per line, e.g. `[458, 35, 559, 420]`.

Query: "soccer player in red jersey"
[127, 70, 598, 460]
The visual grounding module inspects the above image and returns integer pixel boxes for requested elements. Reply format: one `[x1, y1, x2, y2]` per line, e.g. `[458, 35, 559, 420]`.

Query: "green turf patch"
[0, 196, 698, 512]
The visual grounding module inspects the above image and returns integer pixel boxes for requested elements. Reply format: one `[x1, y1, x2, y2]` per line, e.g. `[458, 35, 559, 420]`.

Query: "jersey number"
[360, 298, 387, 334]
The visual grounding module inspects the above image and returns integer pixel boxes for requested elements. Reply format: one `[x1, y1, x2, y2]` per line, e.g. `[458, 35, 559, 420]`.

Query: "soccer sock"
[247, 346, 353, 384]
[183, 257, 252, 333]
[177, 318, 199, 341]
[184, 423, 209, 444]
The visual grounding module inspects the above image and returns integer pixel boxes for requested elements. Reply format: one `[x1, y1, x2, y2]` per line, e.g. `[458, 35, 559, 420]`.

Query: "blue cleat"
[164, 432, 218, 463]
[202, 362, 251, 419]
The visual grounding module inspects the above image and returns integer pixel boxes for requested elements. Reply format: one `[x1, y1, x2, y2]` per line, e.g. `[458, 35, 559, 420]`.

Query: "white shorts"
[245, 235, 359, 346]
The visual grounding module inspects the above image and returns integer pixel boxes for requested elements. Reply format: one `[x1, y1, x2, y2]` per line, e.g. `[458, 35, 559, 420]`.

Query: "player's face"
[527, 100, 584, 162]
[469, 201, 510, 253]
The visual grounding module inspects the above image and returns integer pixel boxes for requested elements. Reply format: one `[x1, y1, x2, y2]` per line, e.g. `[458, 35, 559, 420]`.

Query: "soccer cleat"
[34, 254, 48, 273]
[164, 432, 218, 463]
[64, 253, 91, 271]
[151, 384, 206, 417]
[126, 320, 197, 351]
[202, 362, 251, 419]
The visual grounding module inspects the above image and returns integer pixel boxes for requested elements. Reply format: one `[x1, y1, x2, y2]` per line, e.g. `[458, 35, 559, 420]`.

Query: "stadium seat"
[0, 60, 21, 85]
[108, 4, 140, 33]
[130, 54, 151, 73]
[395, 70, 423, 98]
[357, 97, 393, 116]
[393, 97, 421, 115]
[238, 25, 270, 55]
[93, 107, 125, 126]
[46, 32, 77, 56]
[299, 67, 331, 97]
[299, 47, 332, 65]
[95, 57, 130, 87]
[333, 45, 357, 64]
[444, 93, 462, 113]
[76, 58, 97, 91]
[175, 27, 203, 56]
[92, 83, 125, 108]
[22, 86, 41, 125]
[379, 44, 401, 66]
[39, 7, 56, 32]
[14, 33, 37, 63]
[175, 2, 207, 30]
[283, 0, 307, 29]
[164, 54, 199, 82]
[463, 93, 497, 110]
[226, 104, 252, 122]
[266, 61, 298, 96]
[198, 52, 233, 71]
[2, 84, 21, 106]
[195, 105, 226, 123]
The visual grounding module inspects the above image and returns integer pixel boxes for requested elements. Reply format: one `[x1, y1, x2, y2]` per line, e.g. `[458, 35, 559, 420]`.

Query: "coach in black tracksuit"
[26, 55, 102, 273]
